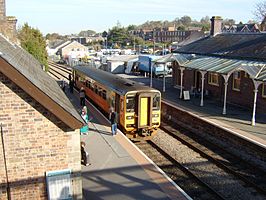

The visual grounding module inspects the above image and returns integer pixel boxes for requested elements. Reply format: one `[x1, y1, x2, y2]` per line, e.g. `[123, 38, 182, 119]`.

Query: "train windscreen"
[126, 95, 135, 112]
[152, 93, 160, 110]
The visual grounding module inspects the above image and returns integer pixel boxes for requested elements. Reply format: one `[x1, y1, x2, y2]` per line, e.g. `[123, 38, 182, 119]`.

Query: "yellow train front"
[72, 65, 161, 137]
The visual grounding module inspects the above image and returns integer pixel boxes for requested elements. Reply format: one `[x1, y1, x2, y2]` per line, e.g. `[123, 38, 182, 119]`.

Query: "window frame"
[232, 71, 241, 91]
[208, 72, 219, 86]
[262, 82, 266, 98]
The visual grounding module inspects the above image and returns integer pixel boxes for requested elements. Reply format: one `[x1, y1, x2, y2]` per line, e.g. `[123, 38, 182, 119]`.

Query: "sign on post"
[46, 169, 72, 200]
[183, 90, 190, 100]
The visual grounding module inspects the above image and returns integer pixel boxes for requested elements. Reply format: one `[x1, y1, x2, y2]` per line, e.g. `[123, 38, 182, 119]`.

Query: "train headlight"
[126, 116, 134, 120]
[152, 114, 159, 118]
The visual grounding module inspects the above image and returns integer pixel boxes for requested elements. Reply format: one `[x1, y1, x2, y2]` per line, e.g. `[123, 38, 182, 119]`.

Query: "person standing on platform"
[68, 74, 72, 83]
[69, 79, 74, 93]
[81, 141, 91, 166]
[80, 87, 85, 106]
[80, 107, 89, 135]
[109, 108, 118, 136]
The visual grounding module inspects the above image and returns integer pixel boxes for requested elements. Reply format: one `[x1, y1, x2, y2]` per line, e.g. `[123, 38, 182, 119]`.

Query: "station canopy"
[154, 53, 266, 82]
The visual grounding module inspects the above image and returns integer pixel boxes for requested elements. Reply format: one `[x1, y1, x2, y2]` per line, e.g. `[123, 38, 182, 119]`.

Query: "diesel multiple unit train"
[72, 65, 161, 137]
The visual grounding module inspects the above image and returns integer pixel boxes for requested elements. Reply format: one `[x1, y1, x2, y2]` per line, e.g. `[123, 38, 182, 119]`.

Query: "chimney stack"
[0, 0, 6, 20]
[210, 16, 222, 36]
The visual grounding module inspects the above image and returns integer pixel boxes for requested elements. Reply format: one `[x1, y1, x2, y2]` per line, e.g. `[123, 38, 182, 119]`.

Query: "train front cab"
[124, 91, 161, 137]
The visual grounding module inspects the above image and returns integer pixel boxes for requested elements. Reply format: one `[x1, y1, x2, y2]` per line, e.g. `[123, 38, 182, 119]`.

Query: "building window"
[208, 72, 219, 86]
[262, 83, 266, 98]
[232, 71, 241, 91]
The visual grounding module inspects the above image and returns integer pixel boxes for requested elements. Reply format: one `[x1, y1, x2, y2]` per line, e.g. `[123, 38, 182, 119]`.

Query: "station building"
[162, 16, 266, 125]
[0, 33, 85, 199]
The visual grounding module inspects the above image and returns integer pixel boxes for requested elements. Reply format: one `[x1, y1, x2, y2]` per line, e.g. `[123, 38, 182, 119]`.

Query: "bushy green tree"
[107, 26, 129, 48]
[18, 23, 48, 71]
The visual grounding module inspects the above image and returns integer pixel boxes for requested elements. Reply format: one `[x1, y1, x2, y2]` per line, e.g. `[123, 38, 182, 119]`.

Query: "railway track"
[135, 139, 226, 200]
[160, 122, 266, 195]
[48, 61, 72, 81]
[146, 126, 266, 200]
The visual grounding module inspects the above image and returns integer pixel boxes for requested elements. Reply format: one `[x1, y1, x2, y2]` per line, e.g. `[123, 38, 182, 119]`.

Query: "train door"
[137, 93, 152, 128]
[115, 93, 120, 124]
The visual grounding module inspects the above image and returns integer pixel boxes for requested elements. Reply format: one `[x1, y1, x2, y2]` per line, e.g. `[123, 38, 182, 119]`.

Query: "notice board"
[46, 169, 72, 200]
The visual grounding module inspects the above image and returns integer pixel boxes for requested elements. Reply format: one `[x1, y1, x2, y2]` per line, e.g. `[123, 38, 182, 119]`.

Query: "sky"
[6, 0, 261, 35]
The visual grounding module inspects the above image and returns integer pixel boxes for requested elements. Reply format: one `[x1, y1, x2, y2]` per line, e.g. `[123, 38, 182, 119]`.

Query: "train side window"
[90, 84, 94, 91]
[153, 93, 160, 110]
[95, 86, 98, 94]
[126, 96, 135, 112]
[98, 88, 102, 97]
[102, 90, 107, 100]
[85, 81, 90, 87]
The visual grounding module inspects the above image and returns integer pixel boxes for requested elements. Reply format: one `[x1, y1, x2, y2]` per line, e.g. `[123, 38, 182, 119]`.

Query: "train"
[72, 65, 161, 137]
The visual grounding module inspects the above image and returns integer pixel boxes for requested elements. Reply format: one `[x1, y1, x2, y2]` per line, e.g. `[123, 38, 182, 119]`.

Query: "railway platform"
[64, 88, 191, 200]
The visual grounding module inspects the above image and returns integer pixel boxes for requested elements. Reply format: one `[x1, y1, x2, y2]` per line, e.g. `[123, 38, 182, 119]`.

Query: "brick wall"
[161, 101, 266, 161]
[0, 72, 82, 199]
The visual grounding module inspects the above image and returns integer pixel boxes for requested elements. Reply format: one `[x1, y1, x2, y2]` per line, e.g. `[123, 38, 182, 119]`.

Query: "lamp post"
[163, 63, 166, 92]
[105, 37, 108, 51]
[150, 58, 153, 87]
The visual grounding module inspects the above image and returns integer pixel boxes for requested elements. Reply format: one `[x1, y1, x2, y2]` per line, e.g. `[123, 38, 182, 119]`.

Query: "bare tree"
[254, 1, 266, 21]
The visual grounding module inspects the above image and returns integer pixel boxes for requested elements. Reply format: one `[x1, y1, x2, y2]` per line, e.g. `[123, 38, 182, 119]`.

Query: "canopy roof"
[183, 56, 266, 81]
[153, 53, 266, 81]
[153, 53, 191, 65]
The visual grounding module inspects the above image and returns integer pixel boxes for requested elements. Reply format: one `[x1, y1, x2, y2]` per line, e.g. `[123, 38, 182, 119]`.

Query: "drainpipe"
[1, 124, 11, 200]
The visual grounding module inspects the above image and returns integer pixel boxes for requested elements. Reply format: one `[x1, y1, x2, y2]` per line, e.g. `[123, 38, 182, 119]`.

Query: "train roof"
[73, 65, 159, 95]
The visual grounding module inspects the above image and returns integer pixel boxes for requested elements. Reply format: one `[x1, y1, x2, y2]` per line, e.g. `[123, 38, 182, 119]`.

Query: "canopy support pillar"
[222, 75, 229, 115]
[179, 67, 185, 99]
[251, 80, 262, 126]
[200, 71, 206, 106]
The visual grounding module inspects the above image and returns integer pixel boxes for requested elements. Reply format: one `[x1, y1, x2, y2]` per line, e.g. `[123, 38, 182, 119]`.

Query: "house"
[171, 16, 266, 125]
[46, 40, 71, 58]
[56, 41, 89, 65]
[222, 23, 260, 33]
[0, 34, 84, 199]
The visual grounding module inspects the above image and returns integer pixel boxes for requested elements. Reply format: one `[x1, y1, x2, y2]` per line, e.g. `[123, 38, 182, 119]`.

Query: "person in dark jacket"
[81, 141, 91, 166]
[79, 87, 85, 106]
[109, 108, 118, 135]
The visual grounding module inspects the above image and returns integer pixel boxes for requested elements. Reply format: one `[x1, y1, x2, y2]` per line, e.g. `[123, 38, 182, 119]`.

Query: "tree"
[78, 30, 96, 37]
[127, 24, 137, 31]
[18, 23, 48, 70]
[45, 33, 66, 40]
[223, 18, 236, 25]
[201, 24, 210, 31]
[200, 16, 210, 24]
[180, 15, 192, 27]
[177, 25, 185, 31]
[107, 26, 129, 48]
[254, 1, 266, 21]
